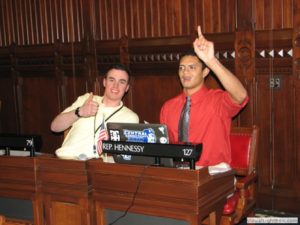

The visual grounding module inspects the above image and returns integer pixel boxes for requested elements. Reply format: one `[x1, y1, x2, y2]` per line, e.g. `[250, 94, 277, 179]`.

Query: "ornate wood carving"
[235, 31, 255, 79]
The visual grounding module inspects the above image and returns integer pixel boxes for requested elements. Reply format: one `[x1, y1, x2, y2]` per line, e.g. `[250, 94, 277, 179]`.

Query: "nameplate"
[102, 141, 202, 160]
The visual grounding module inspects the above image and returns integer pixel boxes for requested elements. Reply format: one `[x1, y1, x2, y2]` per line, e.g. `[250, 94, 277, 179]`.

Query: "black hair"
[106, 63, 131, 78]
[179, 50, 205, 68]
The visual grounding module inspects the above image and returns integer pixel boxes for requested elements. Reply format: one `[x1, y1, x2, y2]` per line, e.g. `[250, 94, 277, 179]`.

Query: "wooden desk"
[0, 156, 35, 199]
[0, 156, 234, 225]
[0, 156, 36, 225]
[88, 161, 234, 225]
[0, 156, 92, 225]
[35, 157, 92, 225]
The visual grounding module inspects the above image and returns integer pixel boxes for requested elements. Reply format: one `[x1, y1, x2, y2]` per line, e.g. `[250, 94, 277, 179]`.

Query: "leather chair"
[221, 125, 259, 225]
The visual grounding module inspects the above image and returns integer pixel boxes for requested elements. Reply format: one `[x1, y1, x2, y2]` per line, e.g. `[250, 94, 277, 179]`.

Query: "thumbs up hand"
[79, 93, 99, 117]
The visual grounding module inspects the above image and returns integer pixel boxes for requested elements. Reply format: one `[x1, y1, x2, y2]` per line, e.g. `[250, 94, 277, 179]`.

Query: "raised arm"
[50, 93, 99, 132]
[193, 26, 248, 104]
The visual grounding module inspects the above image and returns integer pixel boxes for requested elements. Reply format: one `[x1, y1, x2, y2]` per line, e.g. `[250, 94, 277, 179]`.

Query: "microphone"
[77, 153, 88, 161]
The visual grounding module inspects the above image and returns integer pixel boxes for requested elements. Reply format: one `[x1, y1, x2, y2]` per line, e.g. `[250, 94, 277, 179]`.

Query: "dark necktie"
[178, 96, 191, 142]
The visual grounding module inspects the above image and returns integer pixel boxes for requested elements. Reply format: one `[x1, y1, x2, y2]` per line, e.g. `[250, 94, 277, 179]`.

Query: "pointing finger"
[197, 25, 202, 38]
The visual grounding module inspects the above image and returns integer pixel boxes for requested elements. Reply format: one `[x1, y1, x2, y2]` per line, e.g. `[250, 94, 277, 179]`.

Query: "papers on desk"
[0, 149, 31, 157]
[196, 162, 231, 175]
[208, 162, 231, 175]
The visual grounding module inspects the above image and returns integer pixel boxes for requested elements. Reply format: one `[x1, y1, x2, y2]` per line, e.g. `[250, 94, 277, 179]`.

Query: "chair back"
[0, 214, 33, 225]
[229, 125, 259, 176]
[64, 127, 71, 139]
[0, 100, 2, 132]
[220, 125, 259, 225]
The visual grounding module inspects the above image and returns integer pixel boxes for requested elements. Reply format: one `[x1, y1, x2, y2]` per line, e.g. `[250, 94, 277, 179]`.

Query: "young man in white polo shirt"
[51, 64, 139, 160]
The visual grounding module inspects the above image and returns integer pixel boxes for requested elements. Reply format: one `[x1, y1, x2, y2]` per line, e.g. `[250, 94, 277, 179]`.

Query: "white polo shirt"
[55, 93, 139, 160]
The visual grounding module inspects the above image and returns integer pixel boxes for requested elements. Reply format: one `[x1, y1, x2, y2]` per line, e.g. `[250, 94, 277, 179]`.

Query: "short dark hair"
[179, 50, 205, 68]
[106, 63, 131, 78]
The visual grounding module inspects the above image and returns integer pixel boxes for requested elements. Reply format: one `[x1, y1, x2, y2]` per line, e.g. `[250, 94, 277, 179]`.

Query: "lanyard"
[94, 105, 124, 134]
[93, 105, 124, 154]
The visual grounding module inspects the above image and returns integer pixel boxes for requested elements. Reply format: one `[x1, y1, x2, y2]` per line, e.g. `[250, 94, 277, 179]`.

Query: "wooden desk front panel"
[0, 156, 36, 199]
[88, 160, 234, 225]
[35, 157, 92, 225]
[0, 156, 234, 225]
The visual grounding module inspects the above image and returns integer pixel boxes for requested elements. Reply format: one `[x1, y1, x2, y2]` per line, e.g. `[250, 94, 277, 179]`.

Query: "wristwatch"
[75, 107, 81, 118]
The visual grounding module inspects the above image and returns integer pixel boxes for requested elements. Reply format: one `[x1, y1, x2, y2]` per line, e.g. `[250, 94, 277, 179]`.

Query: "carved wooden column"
[120, 35, 129, 67]
[10, 43, 24, 133]
[83, 36, 99, 94]
[292, 0, 300, 213]
[234, 0, 255, 126]
[293, 0, 300, 78]
[82, 0, 99, 95]
[119, 36, 133, 108]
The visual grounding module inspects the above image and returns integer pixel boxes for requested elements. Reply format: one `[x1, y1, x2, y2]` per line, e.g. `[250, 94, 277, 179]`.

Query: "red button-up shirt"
[160, 86, 249, 167]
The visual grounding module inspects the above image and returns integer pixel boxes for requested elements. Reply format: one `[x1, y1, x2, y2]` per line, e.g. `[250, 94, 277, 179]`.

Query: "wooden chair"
[64, 127, 71, 139]
[221, 125, 259, 225]
[0, 215, 33, 225]
[0, 100, 2, 132]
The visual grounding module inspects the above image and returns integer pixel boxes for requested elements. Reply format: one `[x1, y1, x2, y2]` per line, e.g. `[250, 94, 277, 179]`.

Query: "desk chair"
[221, 125, 259, 225]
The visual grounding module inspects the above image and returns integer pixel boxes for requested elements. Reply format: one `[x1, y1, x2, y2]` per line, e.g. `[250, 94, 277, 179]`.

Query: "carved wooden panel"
[254, 29, 299, 213]
[0, 77, 18, 133]
[131, 74, 182, 123]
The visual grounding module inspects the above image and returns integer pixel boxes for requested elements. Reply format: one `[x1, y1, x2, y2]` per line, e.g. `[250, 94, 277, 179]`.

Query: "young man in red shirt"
[160, 26, 248, 169]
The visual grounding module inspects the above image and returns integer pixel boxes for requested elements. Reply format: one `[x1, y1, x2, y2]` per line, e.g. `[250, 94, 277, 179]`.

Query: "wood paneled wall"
[0, 0, 86, 45]
[0, 0, 299, 215]
[0, 0, 294, 46]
